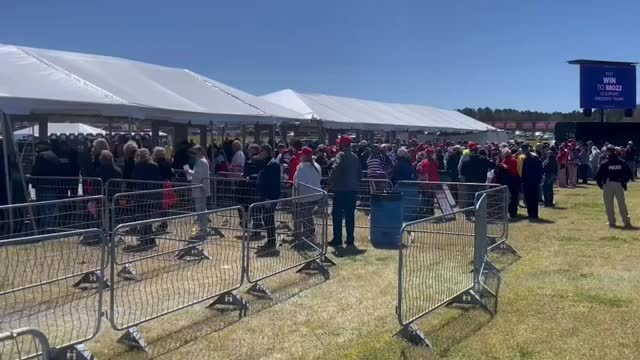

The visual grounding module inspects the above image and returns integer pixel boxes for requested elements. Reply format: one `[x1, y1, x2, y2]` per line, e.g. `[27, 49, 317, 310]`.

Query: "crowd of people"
[21, 131, 637, 252]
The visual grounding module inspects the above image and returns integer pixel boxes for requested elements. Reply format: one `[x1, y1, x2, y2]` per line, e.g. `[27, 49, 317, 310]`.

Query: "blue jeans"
[542, 174, 556, 207]
[332, 191, 357, 245]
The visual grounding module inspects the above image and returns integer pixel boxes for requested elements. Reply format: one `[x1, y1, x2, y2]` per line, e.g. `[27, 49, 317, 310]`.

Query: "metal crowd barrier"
[0, 229, 107, 359]
[320, 177, 394, 229]
[396, 194, 500, 349]
[0, 327, 51, 360]
[0, 196, 107, 241]
[245, 183, 330, 297]
[108, 206, 246, 351]
[474, 186, 511, 252]
[109, 183, 206, 229]
[394, 181, 514, 255]
[210, 175, 293, 211]
[26, 176, 104, 202]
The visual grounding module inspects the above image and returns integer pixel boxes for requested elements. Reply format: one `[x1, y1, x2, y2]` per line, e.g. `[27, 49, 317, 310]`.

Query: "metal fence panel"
[474, 186, 508, 247]
[109, 207, 245, 330]
[0, 229, 106, 351]
[26, 176, 104, 203]
[109, 184, 206, 229]
[394, 181, 508, 242]
[0, 196, 107, 241]
[0, 327, 51, 360]
[246, 189, 328, 283]
[397, 207, 475, 326]
[320, 177, 393, 229]
[210, 175, 293, 211]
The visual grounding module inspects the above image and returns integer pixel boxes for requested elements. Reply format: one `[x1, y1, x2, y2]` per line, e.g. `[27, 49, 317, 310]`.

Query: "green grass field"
[86, 183, 640, 360]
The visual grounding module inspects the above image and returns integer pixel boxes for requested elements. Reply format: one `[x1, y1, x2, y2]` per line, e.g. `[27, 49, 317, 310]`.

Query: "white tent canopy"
[0, 44, 305, 124]
[261, 89, 496, 133]
[14, 123, 106, 140]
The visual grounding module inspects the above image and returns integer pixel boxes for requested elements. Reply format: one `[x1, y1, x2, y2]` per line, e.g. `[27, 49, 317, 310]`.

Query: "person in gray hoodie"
[328, 136, 362, 248]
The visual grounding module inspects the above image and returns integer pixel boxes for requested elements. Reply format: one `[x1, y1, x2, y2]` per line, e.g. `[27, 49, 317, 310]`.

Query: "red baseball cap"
[468, 142, 478, 151]
[302, 147, 313, 157]
[339, 136, 352, 146]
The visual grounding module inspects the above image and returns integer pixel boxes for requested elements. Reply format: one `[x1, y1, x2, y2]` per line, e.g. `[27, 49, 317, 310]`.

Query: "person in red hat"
[417, 147, 441, 216]
[292, 147, 324, 251]
[287, 139, 304, 183]
[328, 136, 362, 249]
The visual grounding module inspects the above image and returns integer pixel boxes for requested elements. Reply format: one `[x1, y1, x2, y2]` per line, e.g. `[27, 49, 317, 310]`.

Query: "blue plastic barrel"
[396, 182, 421, 222]
[369, 191, 403, 249]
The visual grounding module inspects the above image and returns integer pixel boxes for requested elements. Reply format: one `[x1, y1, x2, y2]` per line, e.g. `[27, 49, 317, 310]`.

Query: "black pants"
[332, 191, 356, 245]
[256, 203, 276, 247]
[523, 183, 539, 219]
[579, 164, 589, 184]
[507, 183, 520, 218]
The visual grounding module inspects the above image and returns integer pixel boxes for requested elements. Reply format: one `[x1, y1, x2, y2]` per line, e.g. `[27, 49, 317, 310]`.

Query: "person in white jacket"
[293, 147, 323, 251]
[186, 145, 211, 240]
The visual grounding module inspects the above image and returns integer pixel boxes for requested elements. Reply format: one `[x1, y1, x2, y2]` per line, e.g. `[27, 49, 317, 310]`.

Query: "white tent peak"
[261, 89, 496, 132]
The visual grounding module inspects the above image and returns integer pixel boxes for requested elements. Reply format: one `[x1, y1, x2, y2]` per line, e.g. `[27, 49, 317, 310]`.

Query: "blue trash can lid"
[371, 191, 402, 201]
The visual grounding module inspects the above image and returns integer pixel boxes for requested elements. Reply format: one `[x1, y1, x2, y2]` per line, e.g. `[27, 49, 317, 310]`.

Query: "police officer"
[518, 144, 543, 219]
[596, 145, 632, 228]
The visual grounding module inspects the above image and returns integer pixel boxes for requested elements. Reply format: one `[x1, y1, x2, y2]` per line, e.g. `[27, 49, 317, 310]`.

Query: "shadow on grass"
[106, 271, 328, 359]
[415, 306, 493, 357]
[332, 246, 368, 258]
[509, 215, 555, 224]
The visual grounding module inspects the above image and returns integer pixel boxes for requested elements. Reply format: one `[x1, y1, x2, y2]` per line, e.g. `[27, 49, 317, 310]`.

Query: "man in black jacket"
[519, 144, 544, 219]
[596, 146, 632, 228]
[459, 143, 495, 212]
[255, 144, 281, 256]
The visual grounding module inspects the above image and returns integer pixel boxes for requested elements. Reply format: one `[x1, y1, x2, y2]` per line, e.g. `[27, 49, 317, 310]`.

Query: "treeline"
[457, 107, 640, 123]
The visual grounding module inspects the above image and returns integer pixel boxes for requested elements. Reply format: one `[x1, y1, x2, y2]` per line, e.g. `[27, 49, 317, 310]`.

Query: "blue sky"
[2, 0, 639, 112]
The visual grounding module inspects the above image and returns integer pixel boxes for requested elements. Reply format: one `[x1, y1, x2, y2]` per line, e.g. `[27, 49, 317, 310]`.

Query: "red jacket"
[418, 158, 440, 182]
[557, 150, 568, 166]
[288, 151, 301, 182]
[502, 156, 519, 178]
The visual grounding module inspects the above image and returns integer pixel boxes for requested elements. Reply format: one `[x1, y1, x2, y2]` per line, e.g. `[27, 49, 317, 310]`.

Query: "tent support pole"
[270, 121, 276, 147]
[1, 111, 12, 206]
[241, 125, 246, 147]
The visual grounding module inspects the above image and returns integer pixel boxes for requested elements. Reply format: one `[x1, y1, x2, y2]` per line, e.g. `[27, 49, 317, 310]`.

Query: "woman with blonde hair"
[125, 148, 163, 252]
[92, 138, 110, 168]
[153, 146, 173, 181]
[122, 140, 138, 180]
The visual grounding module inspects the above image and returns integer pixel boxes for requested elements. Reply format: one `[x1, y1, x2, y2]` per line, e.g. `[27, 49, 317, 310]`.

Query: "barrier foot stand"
[79, 232, 103, 246]
[175, 245, 212, 262]
[208, 291, 249, 318]
[296, 259, 330, 280]
[73, 270, 110, 290]
[117, 326, 150, 353]
[395, 323, 432, 349]
[208, 226, 226, 238]
[247, 282, 274, 300]
[492, 241, 518, 256]
[51, 344, 95, 360]
[118, 263, 140, 281]
[320, 254, 336, 266]
[449, 290, 494, 316]
[483, 260, 499, 273]
[276, 221, 293, 232]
